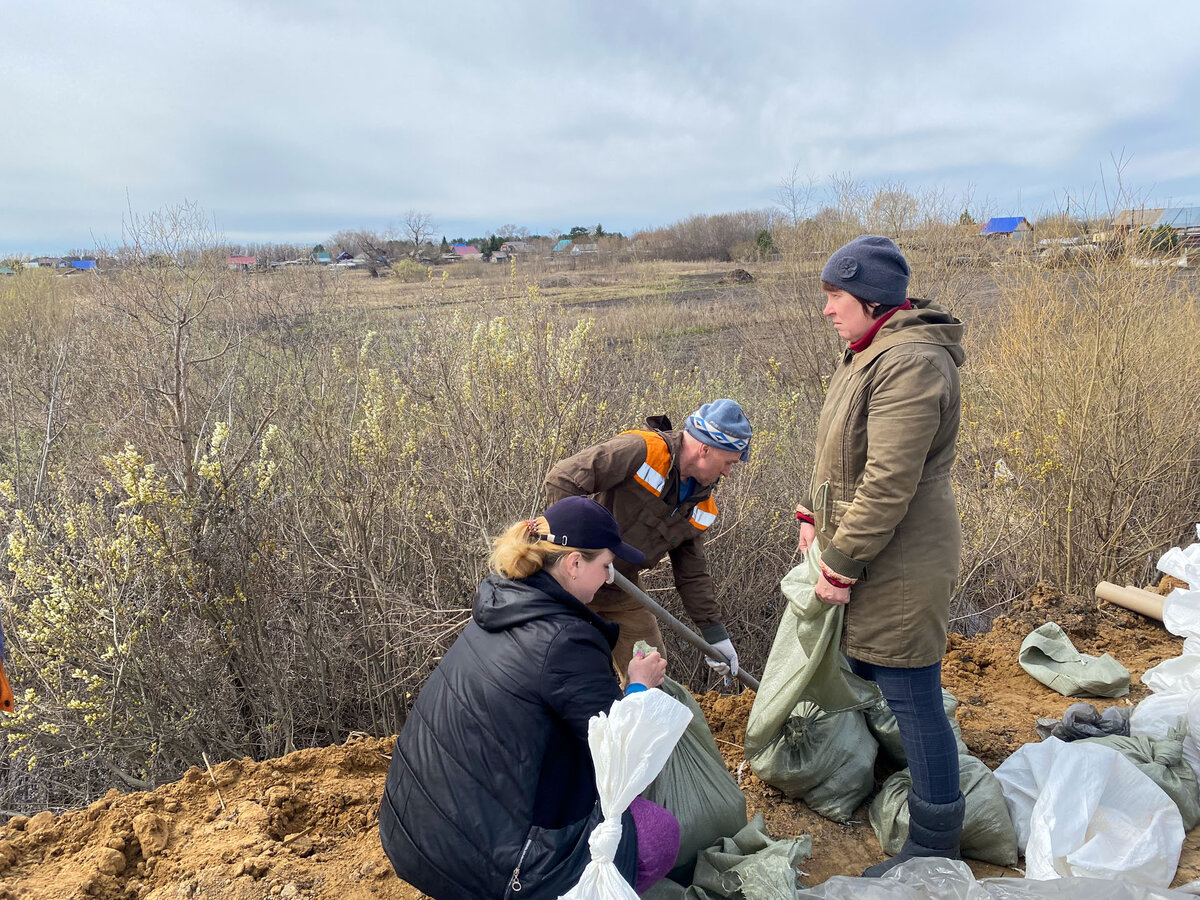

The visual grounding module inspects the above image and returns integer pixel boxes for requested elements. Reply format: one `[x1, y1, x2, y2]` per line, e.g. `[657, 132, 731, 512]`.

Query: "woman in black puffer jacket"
[379, 496, 678, 899]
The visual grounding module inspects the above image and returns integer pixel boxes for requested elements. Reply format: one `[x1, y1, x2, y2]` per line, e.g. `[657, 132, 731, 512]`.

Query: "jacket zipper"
[506, 838, 533, 897]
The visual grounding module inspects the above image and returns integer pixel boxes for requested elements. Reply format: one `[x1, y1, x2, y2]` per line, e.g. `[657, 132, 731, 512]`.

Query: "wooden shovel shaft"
[610, 570, 760, 691]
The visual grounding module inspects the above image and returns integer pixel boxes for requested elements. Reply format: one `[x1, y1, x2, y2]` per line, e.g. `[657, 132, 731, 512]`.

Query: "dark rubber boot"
[862, 790, 965, 878]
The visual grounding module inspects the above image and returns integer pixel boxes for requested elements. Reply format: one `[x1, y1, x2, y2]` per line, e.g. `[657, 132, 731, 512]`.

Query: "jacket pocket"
[503, 837, 535, 899]
[503, 805, 603, 900]
[813, 481, 830, 532]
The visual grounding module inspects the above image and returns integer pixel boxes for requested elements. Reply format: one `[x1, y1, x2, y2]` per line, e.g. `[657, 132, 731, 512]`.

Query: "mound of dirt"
[717, 268, 754, 284]
[3, 596, 1200, 897]
[0, 738, 415, 900]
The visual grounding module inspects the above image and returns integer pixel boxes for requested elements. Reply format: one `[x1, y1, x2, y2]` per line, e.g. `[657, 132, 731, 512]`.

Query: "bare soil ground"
[2, 581, 1195, 899]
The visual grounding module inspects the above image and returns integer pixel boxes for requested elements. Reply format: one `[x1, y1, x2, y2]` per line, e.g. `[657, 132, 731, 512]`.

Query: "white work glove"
[705, 638, 739, 685]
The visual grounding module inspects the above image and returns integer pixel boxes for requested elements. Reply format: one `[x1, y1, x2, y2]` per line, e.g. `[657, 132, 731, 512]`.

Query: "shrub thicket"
[1, 204, 1198, 812]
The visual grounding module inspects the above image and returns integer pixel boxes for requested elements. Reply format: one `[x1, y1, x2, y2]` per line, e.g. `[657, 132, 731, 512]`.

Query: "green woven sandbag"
[751, 700, 877, 824]
[744, 550, 881, 824]
[641, 674, 748, 882]
[869, 753, 1019, 867]
[1081, 731, 1200, 830]
[639, 814, 812, 899]
[1019, 621, 1130, 698]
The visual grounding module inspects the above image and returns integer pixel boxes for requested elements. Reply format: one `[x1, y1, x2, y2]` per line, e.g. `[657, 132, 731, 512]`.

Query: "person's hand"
[628, 650, 666, 689]
[815, 569, 852, 606]
[795, 504, 816, 553]
[797, 521, 816, 554]
[704, 638, 740, 686]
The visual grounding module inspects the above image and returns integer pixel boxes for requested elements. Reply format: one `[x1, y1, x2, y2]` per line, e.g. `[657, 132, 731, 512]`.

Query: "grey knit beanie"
[820, 235, 910, 307]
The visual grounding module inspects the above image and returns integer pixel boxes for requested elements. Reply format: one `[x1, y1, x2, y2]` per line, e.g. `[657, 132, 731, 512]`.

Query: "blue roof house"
[981, 217, 1033, 244]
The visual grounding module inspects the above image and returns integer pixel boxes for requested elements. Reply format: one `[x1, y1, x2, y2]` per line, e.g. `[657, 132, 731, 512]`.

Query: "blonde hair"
[489, 515, 604, 579]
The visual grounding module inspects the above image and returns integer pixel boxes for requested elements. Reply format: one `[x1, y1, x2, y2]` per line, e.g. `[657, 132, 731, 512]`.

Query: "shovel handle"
[610, 571, 759, 691]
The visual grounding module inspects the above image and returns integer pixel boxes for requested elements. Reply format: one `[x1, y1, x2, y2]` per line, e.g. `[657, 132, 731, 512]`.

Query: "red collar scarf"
[848, 300, 912, 353]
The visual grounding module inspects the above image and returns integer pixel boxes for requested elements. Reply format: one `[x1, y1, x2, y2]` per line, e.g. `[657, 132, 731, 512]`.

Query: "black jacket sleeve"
[542, 624, 623, 741]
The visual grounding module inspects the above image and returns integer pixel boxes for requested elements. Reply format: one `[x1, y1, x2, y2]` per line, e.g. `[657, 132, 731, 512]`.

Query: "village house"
[1113, 207, 1200, 258]
[1114, 208, 1165, 232]
[980, 217, 1034, 244]
[1161, 208, 1200, 249]
[1138, 208, 1200, 249]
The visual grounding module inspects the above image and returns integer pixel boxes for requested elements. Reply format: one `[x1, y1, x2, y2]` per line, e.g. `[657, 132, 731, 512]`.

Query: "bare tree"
[329, 229, 389, 259]
[775, 163, 818, 228]
[494, 223, 530, 240]
[94, 201, 246, 496]
[402, 210, 436, 258]
[867, 182, 920, 235]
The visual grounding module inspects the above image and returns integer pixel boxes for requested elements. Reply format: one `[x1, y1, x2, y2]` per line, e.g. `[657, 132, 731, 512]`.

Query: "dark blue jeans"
[848, 657, 960, 804]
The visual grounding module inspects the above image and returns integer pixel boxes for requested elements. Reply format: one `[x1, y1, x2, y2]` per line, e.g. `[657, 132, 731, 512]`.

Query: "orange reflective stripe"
[690, 496, 719, 531]
[0, 659, 12, 714]
[620, 430, 672, 498]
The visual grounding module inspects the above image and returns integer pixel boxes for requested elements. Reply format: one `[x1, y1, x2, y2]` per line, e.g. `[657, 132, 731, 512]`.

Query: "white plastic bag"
[1157, 526, 1200, 640]
[560, 688, 693, 900]
[1142, 653, 1200, 695]
[1158, 525, 1200, 590]
[994, 739, 1184, 885]
[1162, 589, 1200, 641]
[1131, 691, 1191, 738]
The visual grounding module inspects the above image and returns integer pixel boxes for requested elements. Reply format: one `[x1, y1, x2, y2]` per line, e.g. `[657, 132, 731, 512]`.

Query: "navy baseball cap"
[541, 496, 645, 565]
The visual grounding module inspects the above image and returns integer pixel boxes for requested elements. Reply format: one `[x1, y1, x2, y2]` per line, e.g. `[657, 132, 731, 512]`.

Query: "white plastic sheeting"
[794, 858, 1199, 899]
[1130, 526, 1200, 815]
[994, 739, 1184, 885]
[1143, 526, 1200, 691]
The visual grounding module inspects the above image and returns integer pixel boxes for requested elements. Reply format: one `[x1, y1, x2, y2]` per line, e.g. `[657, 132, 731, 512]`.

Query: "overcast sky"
[3, 1, 1198, 255]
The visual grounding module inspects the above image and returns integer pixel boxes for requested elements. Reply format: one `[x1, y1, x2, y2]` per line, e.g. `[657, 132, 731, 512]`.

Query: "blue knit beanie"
[821, 235, 910, 307]
[685, 399, 752, 462]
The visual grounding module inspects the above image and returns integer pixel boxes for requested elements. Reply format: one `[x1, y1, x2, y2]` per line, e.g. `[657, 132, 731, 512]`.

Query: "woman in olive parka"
[795, 235, 966, 877]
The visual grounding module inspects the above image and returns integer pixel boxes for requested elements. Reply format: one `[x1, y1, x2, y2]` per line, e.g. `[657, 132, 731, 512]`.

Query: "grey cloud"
[3, 2, 1200, 254]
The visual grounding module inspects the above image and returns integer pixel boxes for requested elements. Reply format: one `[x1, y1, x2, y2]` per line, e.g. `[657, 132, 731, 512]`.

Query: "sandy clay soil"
[1, 579, 1197, 899]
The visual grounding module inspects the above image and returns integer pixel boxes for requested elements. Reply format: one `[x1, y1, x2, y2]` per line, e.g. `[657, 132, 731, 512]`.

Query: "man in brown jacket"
[545, 399, 752, 678]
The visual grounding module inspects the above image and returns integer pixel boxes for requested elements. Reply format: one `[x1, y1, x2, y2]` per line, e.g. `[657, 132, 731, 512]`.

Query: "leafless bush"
[953, 261, 1200, 621]
[634, 210, 776, 261]
[2, 198, 1199, 813]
